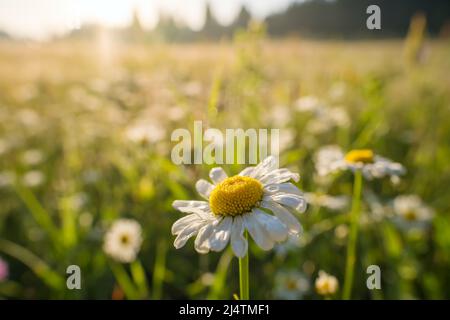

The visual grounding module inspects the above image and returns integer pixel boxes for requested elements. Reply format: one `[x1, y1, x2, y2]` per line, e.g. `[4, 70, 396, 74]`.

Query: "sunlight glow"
[0, 0, 297, 39]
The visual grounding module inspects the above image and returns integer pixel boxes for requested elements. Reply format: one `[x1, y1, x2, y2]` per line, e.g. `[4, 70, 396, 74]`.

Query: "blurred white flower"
[315, 270, 339, 296]
[315, 145, 405, 180]
[304, 192, 349, 211]
[172, 156, 307, 258]
[167, 105, 187, 122]
[22, 170, 45, 187]
[22, 149, 44, 166]
[393, 195, 434, 230]
[103, 219, 143, 263]
[274, 270, 310, 300]
[125, 122, 165, 145]
[315, 145, 347, 175]
[294, 96, 324, 113]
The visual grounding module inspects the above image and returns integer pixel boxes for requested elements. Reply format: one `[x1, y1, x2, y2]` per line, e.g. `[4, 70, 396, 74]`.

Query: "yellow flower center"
[209, 176, 263, 216]
[404, 210, 417, 221]
[344, 149, 374, 164]
[316, 280, 331, 295]
[120, 234, 130, 245]
[286, 279, 298, 290]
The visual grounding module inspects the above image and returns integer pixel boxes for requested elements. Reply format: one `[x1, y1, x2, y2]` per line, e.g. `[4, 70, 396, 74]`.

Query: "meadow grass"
[0, 35, 449, 299]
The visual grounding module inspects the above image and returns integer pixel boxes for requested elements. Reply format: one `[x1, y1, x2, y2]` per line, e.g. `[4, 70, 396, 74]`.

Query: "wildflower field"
[0, 28, 450, 299]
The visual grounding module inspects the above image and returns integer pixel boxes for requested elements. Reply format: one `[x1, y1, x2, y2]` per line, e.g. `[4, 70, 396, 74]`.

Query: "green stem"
[0, 239, 64, 290]
[151, 241, 167, 300]
[239, 231, 249, 300]
[342, 170, 363, 300]
[130, 260, 149, 299]
[14, 183, 60, 247]
[110, 262, 140, 300]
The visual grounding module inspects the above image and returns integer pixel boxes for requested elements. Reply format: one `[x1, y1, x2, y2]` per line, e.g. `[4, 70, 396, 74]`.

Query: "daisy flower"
[171, 156, 306, 258]
[315, 145, 405, 180]
[315, 270, 339, 296]
[393, 195, 434, 230]
[103, 219, 143, 263]
[314, 146, 404, 299]
[274, 270, 310, 300]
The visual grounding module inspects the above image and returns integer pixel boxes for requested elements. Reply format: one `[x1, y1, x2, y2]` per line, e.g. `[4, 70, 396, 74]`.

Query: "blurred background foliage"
[0, 0, 450, 299]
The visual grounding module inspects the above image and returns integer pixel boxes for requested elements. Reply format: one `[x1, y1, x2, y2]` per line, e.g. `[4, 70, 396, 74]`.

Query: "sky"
[0, 0, 299, 40]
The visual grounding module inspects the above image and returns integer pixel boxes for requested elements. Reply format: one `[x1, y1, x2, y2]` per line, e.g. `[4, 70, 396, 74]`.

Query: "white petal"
[209, 216, 232, 252]
[251, 156, 278, 179]
[389, 163, 406, 176]
[195, 179, 214, 199]
[239, 166, 255, 177]
[264, 182, 302, 196]
[209, 167, 228, 184]
[194, 222, 217, 254]
[267, 193, 307, 213]
[174, 220, 206, 249]
[261, 200, 302, 235]
[259, 168, 300, 185]
[252, 208, 288, 242]
[171, 213, 202, 235]
[361, 166, 374, 179]
[175, 205, 212, 219]
[231, 216, 248, 258]
[173, 200, 209, 210]
[315, 145, 345, 176]
[244, 212, 274, 250]
[372, 157, 406, 178]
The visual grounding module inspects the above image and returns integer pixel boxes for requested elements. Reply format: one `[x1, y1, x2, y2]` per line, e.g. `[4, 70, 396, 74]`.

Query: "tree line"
[1, 0, 449, 41]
